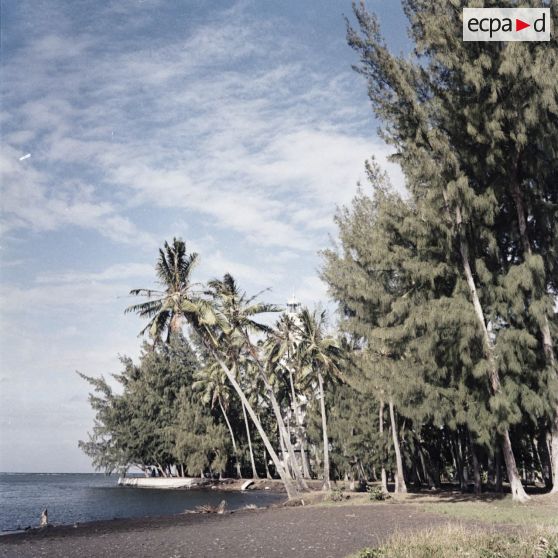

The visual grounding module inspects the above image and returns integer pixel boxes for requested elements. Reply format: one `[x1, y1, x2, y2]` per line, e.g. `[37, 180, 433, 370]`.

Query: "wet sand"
[0, 503, 461, 558]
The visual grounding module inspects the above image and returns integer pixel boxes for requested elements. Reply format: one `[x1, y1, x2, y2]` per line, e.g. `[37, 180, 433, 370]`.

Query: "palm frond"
[124, 299, 163, 316]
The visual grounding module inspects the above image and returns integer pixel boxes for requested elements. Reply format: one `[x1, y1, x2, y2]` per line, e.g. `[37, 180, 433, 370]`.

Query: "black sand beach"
[0, 503, 459, 558]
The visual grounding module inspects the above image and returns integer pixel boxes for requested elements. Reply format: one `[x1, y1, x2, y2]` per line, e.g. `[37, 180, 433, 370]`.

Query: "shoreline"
[0, 479, 289, 536]
[0, 502, 457, 558]
[0, 503, 281, 541]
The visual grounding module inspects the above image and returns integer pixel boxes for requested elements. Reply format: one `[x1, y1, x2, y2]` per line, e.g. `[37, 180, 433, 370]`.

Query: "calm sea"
[0, 473, 284, 532]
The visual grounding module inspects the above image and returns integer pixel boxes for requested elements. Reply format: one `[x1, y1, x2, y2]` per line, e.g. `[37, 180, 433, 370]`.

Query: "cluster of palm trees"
[126, 238, 344, 499]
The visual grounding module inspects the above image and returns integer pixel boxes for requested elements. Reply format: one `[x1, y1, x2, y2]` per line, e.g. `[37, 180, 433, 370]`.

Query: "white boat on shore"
[117, 477, 210, 489]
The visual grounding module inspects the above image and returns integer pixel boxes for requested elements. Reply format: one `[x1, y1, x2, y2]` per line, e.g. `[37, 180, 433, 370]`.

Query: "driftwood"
[39, 509, 48, 527]
[195, 500, 227, 514]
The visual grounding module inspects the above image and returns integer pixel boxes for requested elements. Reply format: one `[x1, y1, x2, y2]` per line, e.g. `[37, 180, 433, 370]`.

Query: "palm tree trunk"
[454, 204, 529, 502]
[379, 399, 388, 494]
[244, 342, 308, 492]
[263, 447, 272, 479]
[211, 353, 299, 499]
[242, 401, 259, 479]
[288, 368, 311, 478]
[389, 400, 407, 493]
[271, 392, 308, 490]
[511, 175, 558, 493]
[318, 371, 331, 491]
[218, 397, 242, 479]
[167, 313, 183, 342]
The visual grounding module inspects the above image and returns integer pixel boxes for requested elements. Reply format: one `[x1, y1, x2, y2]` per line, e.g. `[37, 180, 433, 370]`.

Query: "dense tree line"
[80, 0, 557, 503]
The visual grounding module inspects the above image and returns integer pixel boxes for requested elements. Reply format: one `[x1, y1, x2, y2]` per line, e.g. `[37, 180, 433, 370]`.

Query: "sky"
[0, 0, 409, 472]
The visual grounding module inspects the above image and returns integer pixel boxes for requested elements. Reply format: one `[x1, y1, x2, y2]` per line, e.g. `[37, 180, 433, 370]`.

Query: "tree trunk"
[242, 401, 259, 479]
[468, 429, 482, 495]
[379, 400, 389, 494]
[318, 371, 331, 491]
[454, 432, 467, 491]
[502, 430, 529, 501]
[218, 398, 242, 479]
[388, 400, 407, 493]
[272, 395, 307, 490]
[548, 388, 558, 493]
[534, 431, 552, 489]
[166, 313, 183, 342]
[263, 447, 272, 479]
[455, 209, 529, 502]
[211, 354, 299, 499]
[511, 173, 558, 493]
[418, 444, 436, 490]
[245, 342, 308, 492]
[288, 368, 311, 478]
[495, 448, 503, 493]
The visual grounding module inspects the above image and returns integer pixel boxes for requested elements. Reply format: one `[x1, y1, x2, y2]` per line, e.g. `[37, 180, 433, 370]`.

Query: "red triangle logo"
[516, 18, 530, 31]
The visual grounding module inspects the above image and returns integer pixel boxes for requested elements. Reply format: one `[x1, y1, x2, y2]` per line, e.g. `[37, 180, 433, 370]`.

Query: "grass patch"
[416, 494, 558, 527]
[346, 524, 558, 558]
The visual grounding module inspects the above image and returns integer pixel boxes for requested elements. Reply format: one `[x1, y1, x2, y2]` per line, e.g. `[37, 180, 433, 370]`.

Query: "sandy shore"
[0, 503, 459, 558]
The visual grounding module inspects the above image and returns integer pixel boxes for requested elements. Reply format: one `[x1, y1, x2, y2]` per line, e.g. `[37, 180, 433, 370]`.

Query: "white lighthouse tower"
[285, 294, 301, 318]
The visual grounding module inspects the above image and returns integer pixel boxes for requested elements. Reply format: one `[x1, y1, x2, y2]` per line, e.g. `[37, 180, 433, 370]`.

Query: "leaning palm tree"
[238, 358, 261, 479]
[207, 274, 308, 492]
[266, 314, 312, 478]
[193, 362, 242, 478]
[125, 238, 200, 343]
[127, 243, 301, 499]
[297, 308, 344, 491]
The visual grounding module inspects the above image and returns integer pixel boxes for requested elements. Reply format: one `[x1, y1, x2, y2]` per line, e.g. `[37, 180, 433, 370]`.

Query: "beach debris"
[241, 480, 254, 491]
[195, 500, 228, 514]
[39, 508, 48, 527]
[19, 153, 31, 161]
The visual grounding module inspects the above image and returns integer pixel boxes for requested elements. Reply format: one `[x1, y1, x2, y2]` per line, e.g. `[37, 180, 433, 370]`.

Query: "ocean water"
[0, 473, 284, 532]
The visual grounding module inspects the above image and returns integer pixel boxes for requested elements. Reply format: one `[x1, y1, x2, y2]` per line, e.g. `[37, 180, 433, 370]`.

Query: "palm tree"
[125, 238, 200, 343]
[238, 359, 261, 479]
[206, 274, 308, 492]
[297, 308, 344, 491]
[266, 314, 311, 478]
[193, 362, 242, 478]
[127, 243, 301, 499]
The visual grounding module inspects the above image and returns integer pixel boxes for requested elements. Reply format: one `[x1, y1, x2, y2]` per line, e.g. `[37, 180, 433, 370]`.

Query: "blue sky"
[0, 0, 408, 472]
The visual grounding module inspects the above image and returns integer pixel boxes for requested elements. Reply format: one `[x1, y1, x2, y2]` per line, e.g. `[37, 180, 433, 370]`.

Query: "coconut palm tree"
[297, 308, 344, 490]
[127, 243, 300, 498]
[125, 238, 201, 343]
[206, 274, 308, 492]
[266, 314, 312, 478]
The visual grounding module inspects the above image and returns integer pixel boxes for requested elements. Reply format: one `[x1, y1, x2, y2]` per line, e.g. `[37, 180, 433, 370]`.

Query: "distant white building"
[285, 295, 301, 318]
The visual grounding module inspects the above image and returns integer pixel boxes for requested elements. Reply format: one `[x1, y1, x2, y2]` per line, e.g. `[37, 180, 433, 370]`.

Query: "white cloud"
[35, 262, 155, 284]
[2, 2, 403, 251]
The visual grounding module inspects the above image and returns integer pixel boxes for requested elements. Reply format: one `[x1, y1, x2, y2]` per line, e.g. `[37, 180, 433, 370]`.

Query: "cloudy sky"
[0, 0, 408, 472]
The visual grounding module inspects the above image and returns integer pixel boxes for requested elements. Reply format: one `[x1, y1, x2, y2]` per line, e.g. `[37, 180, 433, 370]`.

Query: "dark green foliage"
[367, 486, 389, 501]
[79, 335, 228, 476]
